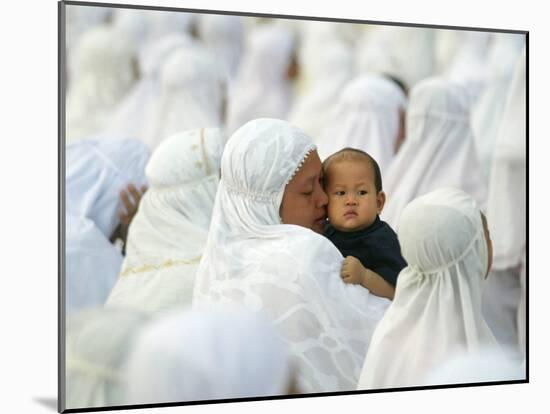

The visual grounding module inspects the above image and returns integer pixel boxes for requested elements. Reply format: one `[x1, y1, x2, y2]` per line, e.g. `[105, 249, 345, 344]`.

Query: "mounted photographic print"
[59, 0, 528, 412]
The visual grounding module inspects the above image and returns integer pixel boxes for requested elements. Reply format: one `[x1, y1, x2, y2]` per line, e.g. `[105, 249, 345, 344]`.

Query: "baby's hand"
[341, 256, 368, 285]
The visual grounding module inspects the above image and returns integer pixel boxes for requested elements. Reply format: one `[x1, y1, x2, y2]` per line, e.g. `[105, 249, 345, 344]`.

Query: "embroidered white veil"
[106, 128, 224, 315]
[193, 118, 390, 393]
[358, 188, 498, 390]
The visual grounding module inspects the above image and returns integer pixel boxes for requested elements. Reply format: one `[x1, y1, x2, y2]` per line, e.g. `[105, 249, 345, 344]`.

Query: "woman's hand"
[118, 183, 147, 228]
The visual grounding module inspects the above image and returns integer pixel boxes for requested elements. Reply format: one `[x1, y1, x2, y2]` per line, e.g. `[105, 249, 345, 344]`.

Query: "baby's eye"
[358, 190, 368, 196]
[335, 191, 346, 196]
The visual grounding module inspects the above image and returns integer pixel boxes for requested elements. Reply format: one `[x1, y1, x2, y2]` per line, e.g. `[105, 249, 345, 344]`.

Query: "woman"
[142, 45, 227, 150]
[481, 48, 526, 361]
[382, 77, 487, 230]
[66, 25, 139, 143]
[123, 306, 294, 405]
[225, 24, 297, 135]
[316, 74, 407, 176]
[64, 307, 151, 410]
[105, 33, 196, 143]
[357, 188, 499, 389]
[192, 118, 390, 393]
[106, 128, 225, 315]
[65, 138, 150, 312]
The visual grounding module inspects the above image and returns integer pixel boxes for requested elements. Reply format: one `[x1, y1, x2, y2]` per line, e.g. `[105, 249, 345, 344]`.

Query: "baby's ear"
[377, 191, 386, 212]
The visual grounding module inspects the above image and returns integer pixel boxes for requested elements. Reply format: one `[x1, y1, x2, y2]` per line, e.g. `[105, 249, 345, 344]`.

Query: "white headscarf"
[142, 46, 226, 150]
[123, 306, 291, 404]
[316, 74, 407, 175]
[65, 5, 113, 76]
[358, 188, 499, 390]
[105, 33, 196, 141]
[486, 47, 526, 271]
[192, 118, 390, 393]
[142, 10, 196, 45]
[65, 216, 123, 314]
[382, 77, 487, 230]
[105, 128, 224, 315]
[470, 34, 525, 182]
[66, 25, 138, 143]
[226, 24, 296, 134]
[65, 307, 151, 410]
[356, 25, 436, 91]
[289, 34, 354, 141]
[66, 137, 150, 239]
[445, 31, 492, 105]
[197, 14, 245, 82]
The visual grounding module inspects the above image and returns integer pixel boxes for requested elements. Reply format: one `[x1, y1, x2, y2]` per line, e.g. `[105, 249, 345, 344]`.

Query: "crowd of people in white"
[63, 4, 526, 410]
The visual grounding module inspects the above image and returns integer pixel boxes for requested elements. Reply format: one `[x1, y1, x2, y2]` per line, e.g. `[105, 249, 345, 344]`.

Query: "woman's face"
[279, 151, 328, 234]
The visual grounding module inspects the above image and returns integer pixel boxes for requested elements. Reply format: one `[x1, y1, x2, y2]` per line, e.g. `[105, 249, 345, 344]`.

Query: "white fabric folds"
[123, 306, 291, 404]
[193, 118, 390, 393]
[358, 188, 499, 390]
[317, 74, 407, 175]
[142, 45, 226, 150]
[66, 137, 150, 239]
[66, 216, 123, 314]
[65, 308, 151, 410]
[382, 77, 487, 230]
[106, 128, 225, 315]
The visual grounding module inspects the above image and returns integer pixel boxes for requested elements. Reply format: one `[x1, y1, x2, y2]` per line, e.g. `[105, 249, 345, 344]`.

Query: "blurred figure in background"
[105, 33, 196, 143]
[226, 23, 298, 134]
[482, 48, 526, 361]
[355, 25, 436, 92]
[382, 78, 487, 230]
[470, 33, 526, 183]
[65, 308, 151, 410]
[66, 25, 139, 143]
[316, 74, 407, 176]
[196, 13, 245, 90]
[142, 46, 227, 150]
[289, 22, 355, 141]
[106, 128, 225, 315]
[123, 306, 295, 404]
[65, 138, 149, 313]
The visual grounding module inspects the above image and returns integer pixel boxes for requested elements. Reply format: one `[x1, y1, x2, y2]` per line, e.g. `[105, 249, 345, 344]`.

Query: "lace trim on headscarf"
[222, 180, 281, 203]
[410, 228, 484, 277]
[285, 145, 317, 186]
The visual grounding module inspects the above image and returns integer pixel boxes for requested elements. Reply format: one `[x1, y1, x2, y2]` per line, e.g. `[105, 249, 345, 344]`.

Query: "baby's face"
[325, 159, 385, 232]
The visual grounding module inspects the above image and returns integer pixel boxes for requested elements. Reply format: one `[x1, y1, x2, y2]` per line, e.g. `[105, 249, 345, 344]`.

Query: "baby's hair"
[323, 147, 383, 193]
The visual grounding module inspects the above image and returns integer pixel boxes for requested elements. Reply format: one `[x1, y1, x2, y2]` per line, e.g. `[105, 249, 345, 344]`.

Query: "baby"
[323, 147, 407, 300]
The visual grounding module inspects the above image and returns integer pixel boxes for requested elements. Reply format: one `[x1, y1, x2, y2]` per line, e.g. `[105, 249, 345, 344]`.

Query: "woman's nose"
[317, 186, 328, 207]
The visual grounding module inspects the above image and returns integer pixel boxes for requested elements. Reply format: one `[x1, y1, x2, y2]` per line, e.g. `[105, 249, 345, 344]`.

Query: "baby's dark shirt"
[324, 215, 407, 286]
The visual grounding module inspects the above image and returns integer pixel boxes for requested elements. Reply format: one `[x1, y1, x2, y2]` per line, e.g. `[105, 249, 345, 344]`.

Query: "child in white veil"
[357, 188, 499, 390]
[193, 118, 389, 393]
